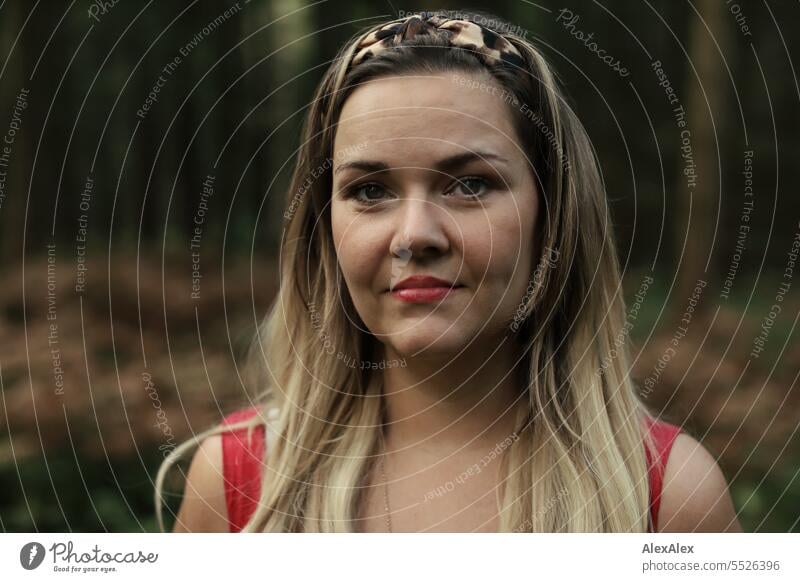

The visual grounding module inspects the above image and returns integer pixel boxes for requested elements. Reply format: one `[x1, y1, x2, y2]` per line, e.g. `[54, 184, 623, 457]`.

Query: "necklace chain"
[378, 426, 520, 533]
[378, 430, 393, 533]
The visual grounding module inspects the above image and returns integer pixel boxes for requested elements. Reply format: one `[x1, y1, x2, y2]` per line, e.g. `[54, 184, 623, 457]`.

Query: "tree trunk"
[672, 0, 730, 323]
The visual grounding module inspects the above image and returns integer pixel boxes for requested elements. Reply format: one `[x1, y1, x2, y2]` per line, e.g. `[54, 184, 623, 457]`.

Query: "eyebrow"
[333, 151, 510, 176]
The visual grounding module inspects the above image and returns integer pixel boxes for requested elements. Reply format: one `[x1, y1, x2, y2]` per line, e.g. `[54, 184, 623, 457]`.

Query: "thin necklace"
[378, 430, 393, 533]
[378, 425, 520, 534]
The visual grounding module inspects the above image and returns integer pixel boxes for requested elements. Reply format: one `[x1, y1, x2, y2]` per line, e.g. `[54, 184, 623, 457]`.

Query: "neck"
[379, 337, 526, 456]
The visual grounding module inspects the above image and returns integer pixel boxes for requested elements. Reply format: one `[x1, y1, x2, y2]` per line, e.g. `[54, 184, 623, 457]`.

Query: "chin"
[385, 328, 470, 359]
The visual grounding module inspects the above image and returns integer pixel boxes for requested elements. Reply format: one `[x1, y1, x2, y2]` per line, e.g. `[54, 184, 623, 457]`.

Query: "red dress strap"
[221, 407, 265, 533]
[643, 416, 682, 532]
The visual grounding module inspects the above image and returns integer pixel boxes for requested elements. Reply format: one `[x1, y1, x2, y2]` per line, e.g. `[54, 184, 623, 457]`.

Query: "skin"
[172, 435, 228, 532]
[170, 431, 744, 532]
[331, 72, 538, 531]
[172, 72, 742, 534]
[658, 434, 743, 532]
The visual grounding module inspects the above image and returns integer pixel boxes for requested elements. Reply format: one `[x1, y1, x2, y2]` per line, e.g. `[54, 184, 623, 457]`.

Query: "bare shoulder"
[657, 432, 743, 532]
[172, 434, 230, 533]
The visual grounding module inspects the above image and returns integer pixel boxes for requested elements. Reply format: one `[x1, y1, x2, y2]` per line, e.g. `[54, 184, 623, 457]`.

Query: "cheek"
[331, 205, 385, 290]
[464, 206, 535, 300]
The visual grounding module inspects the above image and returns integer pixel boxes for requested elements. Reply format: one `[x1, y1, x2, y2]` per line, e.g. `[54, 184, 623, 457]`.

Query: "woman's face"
[330, 71, 539, 359]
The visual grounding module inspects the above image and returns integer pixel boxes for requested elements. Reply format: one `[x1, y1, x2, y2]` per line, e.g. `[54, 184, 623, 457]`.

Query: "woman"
[156, 10, 741, 533]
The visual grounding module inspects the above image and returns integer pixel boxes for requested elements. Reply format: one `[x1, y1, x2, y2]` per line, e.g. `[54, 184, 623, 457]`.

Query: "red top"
[221, 408, 266, 533]
[642, 415, 683, 531]
[221, 407, 681, 533]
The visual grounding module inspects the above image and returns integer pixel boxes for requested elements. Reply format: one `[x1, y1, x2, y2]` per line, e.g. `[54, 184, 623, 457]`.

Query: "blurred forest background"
[0, 0, 798, 532]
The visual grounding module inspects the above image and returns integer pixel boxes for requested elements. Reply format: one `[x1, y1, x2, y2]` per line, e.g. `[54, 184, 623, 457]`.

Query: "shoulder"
[656, 432, 742, 532]
[173, 406, 272, 533]
[172, 433, 229, 533]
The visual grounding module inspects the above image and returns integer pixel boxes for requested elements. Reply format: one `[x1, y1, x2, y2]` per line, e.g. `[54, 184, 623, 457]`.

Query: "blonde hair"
[156, 9, 659, 533]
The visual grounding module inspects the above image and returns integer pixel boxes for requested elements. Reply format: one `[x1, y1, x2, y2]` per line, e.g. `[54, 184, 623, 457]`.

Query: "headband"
[351, 13, 525, 70]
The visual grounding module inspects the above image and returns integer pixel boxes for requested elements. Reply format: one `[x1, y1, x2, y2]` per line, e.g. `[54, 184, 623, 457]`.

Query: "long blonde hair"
[156, 9, 658, 533]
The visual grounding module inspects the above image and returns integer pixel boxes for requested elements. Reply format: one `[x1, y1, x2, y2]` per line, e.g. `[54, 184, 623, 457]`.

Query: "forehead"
[333, 73, 520, 161]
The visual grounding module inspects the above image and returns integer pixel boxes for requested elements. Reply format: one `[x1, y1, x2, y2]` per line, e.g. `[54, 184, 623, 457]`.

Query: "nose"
[390, 194, 450, 260]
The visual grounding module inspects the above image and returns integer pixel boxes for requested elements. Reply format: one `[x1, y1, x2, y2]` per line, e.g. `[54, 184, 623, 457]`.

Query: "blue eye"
[342, 176, 493, 205]
[448, 176, 491, 198]
[345, 183, 389, 205]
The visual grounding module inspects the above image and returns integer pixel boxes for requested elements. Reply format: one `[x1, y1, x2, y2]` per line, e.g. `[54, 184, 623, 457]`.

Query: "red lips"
[391, 275, 459, 291]
[389, 275, 463, 303]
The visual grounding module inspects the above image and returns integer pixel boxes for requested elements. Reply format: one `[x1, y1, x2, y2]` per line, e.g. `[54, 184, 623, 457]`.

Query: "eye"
[343, 182, 390, 205]
[447, 176, 491, 199]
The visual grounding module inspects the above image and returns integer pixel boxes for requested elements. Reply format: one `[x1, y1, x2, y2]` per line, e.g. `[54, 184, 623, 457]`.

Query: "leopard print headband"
[351, 13, 525, 70]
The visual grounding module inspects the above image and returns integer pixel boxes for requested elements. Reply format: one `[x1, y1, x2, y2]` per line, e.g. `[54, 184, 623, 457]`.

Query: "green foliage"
[0, 448, 178, 532]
